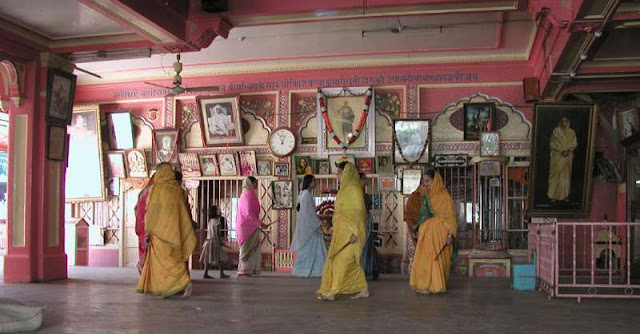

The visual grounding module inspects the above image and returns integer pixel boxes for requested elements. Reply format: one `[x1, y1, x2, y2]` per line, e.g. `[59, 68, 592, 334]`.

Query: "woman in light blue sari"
[291, 175, 327, 277]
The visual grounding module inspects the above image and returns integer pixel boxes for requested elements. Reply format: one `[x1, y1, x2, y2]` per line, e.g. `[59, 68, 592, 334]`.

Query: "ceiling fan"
[144, 53, 220, 96]
[361, 17, 443, 37]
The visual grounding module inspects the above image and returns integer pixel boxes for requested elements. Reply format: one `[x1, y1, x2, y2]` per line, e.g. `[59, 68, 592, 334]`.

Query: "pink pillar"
[1, 47, 69, 282]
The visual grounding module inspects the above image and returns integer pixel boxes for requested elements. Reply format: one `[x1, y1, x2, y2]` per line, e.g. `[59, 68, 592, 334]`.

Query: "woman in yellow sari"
[316, 161, 368, 300]
[404, 168, 457, 294]
[137, 163, 197, 298]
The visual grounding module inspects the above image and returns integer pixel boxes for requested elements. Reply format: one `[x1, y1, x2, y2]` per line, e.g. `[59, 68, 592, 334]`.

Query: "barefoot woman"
[137, 163, 197, 298]
[404, 168, 457, 294]
[316, 161, 369, 300]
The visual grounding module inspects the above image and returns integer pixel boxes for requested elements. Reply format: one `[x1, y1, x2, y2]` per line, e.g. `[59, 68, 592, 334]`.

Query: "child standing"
[200, 205, 230, 279]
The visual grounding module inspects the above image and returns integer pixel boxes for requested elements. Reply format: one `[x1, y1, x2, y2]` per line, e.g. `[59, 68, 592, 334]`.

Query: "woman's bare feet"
[351, 289, 370, 300]
[316, 294, 335, 301]
[181, 283, 192, 299]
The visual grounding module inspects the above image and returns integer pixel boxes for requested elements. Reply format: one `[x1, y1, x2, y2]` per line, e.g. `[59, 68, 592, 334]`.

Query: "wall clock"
[269, 127, 297, 157]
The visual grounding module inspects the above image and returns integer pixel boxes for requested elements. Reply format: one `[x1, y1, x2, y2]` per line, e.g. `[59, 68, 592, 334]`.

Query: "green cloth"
[414, 193, 434, 235]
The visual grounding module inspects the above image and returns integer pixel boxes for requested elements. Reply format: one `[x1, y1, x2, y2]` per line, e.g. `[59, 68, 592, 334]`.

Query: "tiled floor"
[1, 266, 639, 334]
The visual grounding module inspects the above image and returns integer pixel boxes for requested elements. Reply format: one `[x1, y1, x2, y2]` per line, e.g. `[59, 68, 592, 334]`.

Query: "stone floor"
[1, 266, 640, 334]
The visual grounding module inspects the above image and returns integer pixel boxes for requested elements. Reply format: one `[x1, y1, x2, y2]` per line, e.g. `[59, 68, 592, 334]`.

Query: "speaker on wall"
[523, 77, 539, 102]
[202, 0, 227, 12]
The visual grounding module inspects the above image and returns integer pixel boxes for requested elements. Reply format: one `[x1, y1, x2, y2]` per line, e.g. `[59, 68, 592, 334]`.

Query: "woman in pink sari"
[236, 176, 266, 276]
[135, 180, 154, 274]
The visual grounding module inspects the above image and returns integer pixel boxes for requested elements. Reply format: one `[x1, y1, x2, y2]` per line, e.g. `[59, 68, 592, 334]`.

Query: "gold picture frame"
[65, 105, 106, 202]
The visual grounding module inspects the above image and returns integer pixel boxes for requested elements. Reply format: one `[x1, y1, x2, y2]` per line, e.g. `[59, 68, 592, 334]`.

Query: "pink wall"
[75, 62, 533, 103]
[88, 248, 119, 267]
[74, 52, 625, 267]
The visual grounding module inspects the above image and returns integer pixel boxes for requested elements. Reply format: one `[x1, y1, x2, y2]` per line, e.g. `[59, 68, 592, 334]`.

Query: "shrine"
[1, 0, 640, 332]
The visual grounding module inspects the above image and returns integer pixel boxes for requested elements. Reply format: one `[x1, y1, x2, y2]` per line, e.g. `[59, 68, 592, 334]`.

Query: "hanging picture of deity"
[317, 87, 376, 157]
[125, 149, 148, 178]
[464, 103, 495, 141]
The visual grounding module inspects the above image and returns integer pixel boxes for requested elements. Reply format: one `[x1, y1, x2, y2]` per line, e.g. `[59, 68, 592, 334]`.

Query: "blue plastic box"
[512, 263, 536, 291]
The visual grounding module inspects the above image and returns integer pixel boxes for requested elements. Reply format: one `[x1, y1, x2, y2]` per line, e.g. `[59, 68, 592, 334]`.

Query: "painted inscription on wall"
[112, 72, 479, 99]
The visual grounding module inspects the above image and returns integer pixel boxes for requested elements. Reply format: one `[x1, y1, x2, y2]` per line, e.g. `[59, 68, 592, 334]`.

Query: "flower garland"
[318, 87, 373, 148]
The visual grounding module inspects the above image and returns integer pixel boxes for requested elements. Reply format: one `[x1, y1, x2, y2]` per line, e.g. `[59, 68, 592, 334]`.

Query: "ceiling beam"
[77, 0, 232, 53]
[216, 0, 519, 26]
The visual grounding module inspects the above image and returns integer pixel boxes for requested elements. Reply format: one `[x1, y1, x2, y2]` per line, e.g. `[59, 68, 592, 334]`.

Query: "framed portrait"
[464, 103, 495, 141]
[530, 103, 597, 217]
[294, 156, 313, 175]
[376, 154, 393, 174]
[257, 159, 273, 176]
[199, 154, 220, 177]
[65, 105, 106, 202]
[47, 124, 67, 161]
[272, 180, 293, 209]
[46, 69, 76, 125]
[124, 149, 148, 178]
[379, 176, 397, 192]
[393, 119, 429, 164]
[317, 86, 376, 157]
[402, 168, 422, 195]
[274, 162, 290, 177]
[617, 108, 639, 141]
[478, 160, 501, 176]
[197, 95, 244, 147]
[480, 132, 500, 157]
[106, 111, 134, 150]
[178, 153, 201, 178]
[107, 152, 127, 178]
[218, 153, 238, 176]
[238, 151, 257, 176]
[152, 129, 179, 166]
[594, 153, 622, 183]
[316, 159, 330, 175]
[329, 154, 356, 174]
[356, 157, 374, 174]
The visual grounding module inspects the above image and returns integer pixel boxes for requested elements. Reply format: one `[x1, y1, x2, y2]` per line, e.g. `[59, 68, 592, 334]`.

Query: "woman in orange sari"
[137, 163, 197, 298]
[404, 168, 457, 294]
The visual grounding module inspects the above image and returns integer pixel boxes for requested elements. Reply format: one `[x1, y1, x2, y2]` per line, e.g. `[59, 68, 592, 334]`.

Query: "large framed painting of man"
[316, 86, 376, 157]
[197, 95, 244, 147]
[529, 104, 597, 217]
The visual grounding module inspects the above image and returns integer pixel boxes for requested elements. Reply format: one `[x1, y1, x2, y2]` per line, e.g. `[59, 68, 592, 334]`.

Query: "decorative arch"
[432, 93, 532, 142]
[299, 114, 317, 143]
[430, 93, 532, 157]
[375, 109, 393, 142]
[241, 110, 270, 146]
[0, 60, 22, 110]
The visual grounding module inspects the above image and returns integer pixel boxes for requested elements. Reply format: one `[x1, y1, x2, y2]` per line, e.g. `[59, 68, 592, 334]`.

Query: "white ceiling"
[0, 0, 129, 40]
[76, 11, 536, 84]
